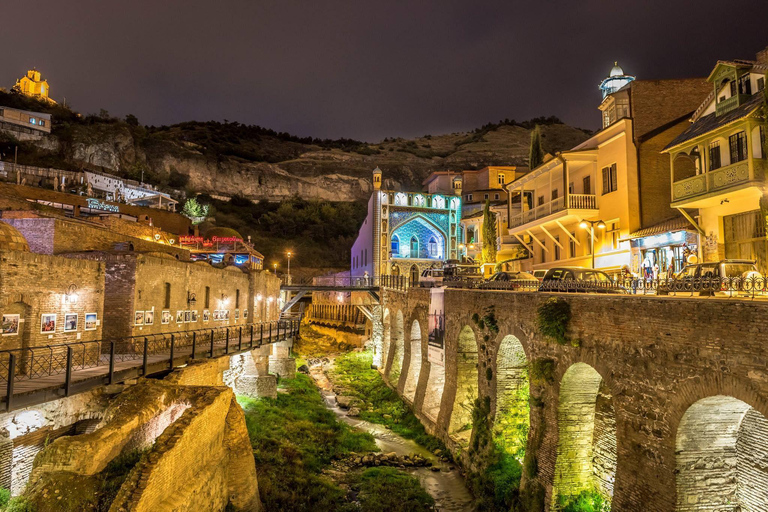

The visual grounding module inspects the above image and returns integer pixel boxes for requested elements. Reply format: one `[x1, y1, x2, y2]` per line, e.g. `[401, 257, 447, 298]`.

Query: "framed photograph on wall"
[235, 309, 240, 320]
[184, 310, 191, 323]
[224, 310, 230, 321]
[144, 310, 154, 325]
[85, 313, 97, 331]
[2, 314, 20, 336]
[161, 311, 171, 325]
[134, 311, 144, 326]
[176, 311, 184, 323]
[64, 313, 78, 332]
[41, 314, 56, 333]
[213, 310, 220, 321]
[203, 310, 210, 322]
[191, 310, 199, 322]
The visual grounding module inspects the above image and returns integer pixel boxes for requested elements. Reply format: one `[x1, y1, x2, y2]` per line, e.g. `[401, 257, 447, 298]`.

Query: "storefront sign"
[179, 235, 243, 245]
[634, 230, 687, 249]
[86, 198, 119, 213]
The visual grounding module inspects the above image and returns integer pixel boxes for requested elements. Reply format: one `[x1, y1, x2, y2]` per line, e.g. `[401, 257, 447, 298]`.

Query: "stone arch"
[386, 310, 405, 385]
[409, 265, 419, 284]
[493, 334, 530, 461]
[676, 395, 768, 511]
[448, 325, 479, 443]
[422, 314, 445, 423]
[553, 362, 617, 508]
[403, 320, 422, 402]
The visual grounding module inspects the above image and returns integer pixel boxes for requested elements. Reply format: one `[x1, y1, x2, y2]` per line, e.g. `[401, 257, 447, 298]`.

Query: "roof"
[664, 93, 763, 150]
[626, 217, 696, 239]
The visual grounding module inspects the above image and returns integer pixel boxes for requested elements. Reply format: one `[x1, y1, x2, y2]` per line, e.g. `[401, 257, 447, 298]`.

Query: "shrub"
[0, 488, 10, 508]
[558, 489, 611, 512]
[355, 467, 434, 512]
[530, 358, 556, 385]
[5, 496, 35, 512]
[536, 297, 571, 345]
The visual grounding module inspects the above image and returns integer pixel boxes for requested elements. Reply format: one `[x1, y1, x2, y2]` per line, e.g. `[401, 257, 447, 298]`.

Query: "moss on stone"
[536, 297, 571, 345]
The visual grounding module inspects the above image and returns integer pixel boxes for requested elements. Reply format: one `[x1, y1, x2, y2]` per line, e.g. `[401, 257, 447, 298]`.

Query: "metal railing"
[509, 194, 598, 227]
[442, 276, 768, 299]
[281, 274, 411, 291]
[0, 320, 300, 411]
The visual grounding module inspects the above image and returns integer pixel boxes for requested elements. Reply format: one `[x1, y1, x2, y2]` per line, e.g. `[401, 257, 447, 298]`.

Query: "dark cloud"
[2, 0, 767, 141]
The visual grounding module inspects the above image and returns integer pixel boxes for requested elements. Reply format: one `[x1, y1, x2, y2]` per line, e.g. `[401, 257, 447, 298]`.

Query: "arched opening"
[553, 362, 617, 509]
[387, 310, 405, 385]
[674, 152, 698, 181]
[391, 235, 400, 256]
[433, 195, 445, 209]
[391, 264, 400, 276]
[676, 395, 768, 511]
[449, 325, 478, 444]
[428, 237, 439, 258]
[403, 320, 422, 402]
[494, 335, 530, 462]
[409, 265, 419, 284]
[410, 236, 419, 258]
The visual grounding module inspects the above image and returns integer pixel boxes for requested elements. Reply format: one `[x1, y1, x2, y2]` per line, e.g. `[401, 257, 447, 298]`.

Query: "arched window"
[410, 236, 419, 258]
[391, 235, 400, 256]
[428, 237, 438, 257]
[410, 265, 419, 283]
[414, 195, 425, 207]
[433, 195, 445, 209]
[395, 193, 407, 206]
[450, 197, 460, 210]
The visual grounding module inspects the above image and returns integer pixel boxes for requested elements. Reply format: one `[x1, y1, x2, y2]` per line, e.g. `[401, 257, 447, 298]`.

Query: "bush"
[558, 489, 611, 512]
[5, 496, 35, 512]
[0, 488, 10, 508]
[536, 297, 571, 345]
[530, 358, 556, 386]
[355, 467, 434, 512]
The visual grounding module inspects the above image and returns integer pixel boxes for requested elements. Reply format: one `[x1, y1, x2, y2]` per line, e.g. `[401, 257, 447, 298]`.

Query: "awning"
[622, 217, 697, 241]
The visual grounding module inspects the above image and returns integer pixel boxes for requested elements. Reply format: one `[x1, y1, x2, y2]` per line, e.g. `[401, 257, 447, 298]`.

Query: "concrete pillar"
[269, 339, 296, 379]
[225, 346, 277, 399]
[370, 305, 384, 369]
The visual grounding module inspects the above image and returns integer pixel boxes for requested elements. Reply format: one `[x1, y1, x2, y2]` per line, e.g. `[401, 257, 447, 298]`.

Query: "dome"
[610, 62, 624, 77]
[203, 227, 244, 240]
[0, 221, 30, 252]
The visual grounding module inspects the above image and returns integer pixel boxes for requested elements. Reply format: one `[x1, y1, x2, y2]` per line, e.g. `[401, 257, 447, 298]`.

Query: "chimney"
[757, 46, 768, 66]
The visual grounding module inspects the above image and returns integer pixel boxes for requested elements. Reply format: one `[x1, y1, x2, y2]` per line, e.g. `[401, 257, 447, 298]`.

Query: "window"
[410, 237, 419, 258]
[729, 131, 747, 163]
[758, 77, 765, 92]
[428, 237, 438, 257]
[569, 234, 576, 258]
[467, 194, 473, 201]
[537, 195, 545, 206]
[39, 120, 45, 127]
[569, 182, 574, 194]
[601, 164, 618, 194]
[498, 174, 506, 185]
[583, 176, 591, 195]
[709, 141, 722, 170]
[391, 235, 400, 255]
[730, 81, 737, 97]
[236, 289, 240, 308]
[551, 189, 558, 201]
[164, 283, 171, 309]
[738, 74, 751, 95]
[554, 236, 560, 260]
[539, 245, 546, 263]
[29, 117, 36, 125]
[607, 222, 620, 250]
[205, 286, 210, 308]
[484, 193, 489, 200]
[364, 249, 368, 266]
[494, 193, 499, 200]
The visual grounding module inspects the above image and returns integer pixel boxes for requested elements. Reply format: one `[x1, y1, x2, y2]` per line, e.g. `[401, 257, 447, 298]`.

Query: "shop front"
[627, 218, 700, 279]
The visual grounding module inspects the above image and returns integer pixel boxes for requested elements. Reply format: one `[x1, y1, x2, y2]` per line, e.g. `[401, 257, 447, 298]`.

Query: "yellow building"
[506, 65, 710, 277]
[663, 47, 768, 271]
[13, 69, 56, 104]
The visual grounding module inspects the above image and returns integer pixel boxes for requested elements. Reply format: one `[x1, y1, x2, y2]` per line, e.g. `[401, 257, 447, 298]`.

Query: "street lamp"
[286, 251, 292, 276]
[272, 262, 278, 274]
[579, 219, 605, 269]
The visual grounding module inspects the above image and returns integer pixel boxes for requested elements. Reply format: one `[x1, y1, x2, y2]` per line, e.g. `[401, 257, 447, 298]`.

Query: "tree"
[125, 114, 139, 127]
[528, 125, 544, 169]
[182, 197, 210, 225]
[482, 200, 497, 265]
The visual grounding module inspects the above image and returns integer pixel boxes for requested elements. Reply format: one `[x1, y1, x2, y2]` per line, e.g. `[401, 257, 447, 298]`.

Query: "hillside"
[0, 91, 592, 202]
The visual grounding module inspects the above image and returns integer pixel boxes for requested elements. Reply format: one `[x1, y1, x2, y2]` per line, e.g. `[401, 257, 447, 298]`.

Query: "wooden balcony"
[509, 194, 598, 229]
[672, 159, 767, 205]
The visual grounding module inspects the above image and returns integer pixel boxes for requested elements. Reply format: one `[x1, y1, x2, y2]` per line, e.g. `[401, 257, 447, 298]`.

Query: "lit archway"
[387, 310, 405, 385]
[494, 335, 530, 461]
[449, 325, 478, 444]
[676, 395, 768, 511]
[410, 265, 419, 284]
[403, 320, 422, 402]
[553, 362, 616, 508]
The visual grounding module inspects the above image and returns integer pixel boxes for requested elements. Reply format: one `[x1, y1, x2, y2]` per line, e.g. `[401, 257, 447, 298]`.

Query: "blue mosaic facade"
[390, 216, 446, 259]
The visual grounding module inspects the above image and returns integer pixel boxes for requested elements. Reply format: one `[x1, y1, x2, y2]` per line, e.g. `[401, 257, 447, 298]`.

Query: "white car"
[420, 268, 444, 287]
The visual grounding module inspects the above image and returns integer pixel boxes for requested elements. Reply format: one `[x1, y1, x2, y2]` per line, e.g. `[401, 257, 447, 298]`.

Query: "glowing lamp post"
[286, 251, 293, 284]
[579, 219, 605, 269]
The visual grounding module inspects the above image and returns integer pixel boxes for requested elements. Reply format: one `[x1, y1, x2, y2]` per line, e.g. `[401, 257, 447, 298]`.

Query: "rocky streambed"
[305, 358, 474, 512]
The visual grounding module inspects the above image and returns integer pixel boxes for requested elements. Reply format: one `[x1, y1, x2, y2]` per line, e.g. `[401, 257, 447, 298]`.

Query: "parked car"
[532, 270, 547, 281]
[419, 268, 444, 287]
[657, 260, 764, 296]
[478, 271, 539, 290]
[443, 263, 482, 281]
[539, 267, 627, 294]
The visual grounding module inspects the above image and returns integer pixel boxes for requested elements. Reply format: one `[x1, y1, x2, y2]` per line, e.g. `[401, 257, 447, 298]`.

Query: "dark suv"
[539, 267, 627, 294]
[657, 260, 764, 296]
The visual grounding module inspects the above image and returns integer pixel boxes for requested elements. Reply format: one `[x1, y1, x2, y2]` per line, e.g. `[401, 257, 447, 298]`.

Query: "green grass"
[331, 351, 446, 453]
[238, 373, 376, 511]
[354, 467, 434, 512]
[558, 489, 611, 512]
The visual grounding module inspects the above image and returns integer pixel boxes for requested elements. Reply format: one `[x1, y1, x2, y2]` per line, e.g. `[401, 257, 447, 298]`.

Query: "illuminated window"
[554, 236, 560, 260]
[601, 164, 618, 194]
[498, 174, 506, 185]
[569, 234, 576, 257]
[433, 195, 445, 208]
[205, 286, 210, 308]
[450, 197, 460, 210]
[428, 237, 438, 257]
[39, 120, 45, 127]
[410, 236, 419, 258]
[236, 289, 240, 309]
[29, 117, 36, 125]
[607, 222, 620, 250]
[391, 235, 400, 255]
[729, 131, 747, 163]
[394, 193, 407, 206]
[414, 195, 425, 206]
[709, 142, 722, 170]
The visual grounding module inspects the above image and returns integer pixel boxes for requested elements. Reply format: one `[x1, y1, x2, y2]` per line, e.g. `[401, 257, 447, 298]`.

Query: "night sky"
[3, 0, 767, 141]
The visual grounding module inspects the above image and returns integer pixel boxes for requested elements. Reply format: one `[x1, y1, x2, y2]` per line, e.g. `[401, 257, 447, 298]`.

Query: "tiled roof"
[664, 93, 763, 150]
[627, 216, 696, 239]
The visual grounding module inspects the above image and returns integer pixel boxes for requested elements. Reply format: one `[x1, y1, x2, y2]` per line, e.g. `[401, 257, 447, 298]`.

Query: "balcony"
[509, 194, 598, 229]
[672, 159, 766, 205]
[715, 94, 751, 117]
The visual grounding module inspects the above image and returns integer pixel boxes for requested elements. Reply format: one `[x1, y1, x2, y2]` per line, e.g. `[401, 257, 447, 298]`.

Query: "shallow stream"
[309, 363, 474, 512]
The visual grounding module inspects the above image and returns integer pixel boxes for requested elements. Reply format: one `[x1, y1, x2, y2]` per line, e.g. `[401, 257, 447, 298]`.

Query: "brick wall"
[0, 250, 104, 352]
[381, 288, 768, 511]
